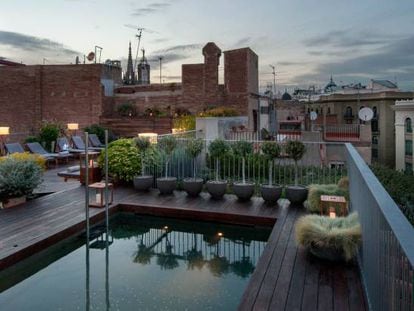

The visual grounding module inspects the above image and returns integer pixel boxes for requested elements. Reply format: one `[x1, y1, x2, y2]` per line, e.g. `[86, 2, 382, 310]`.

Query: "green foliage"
[134, 137, 151, 152]
[84, 124, 107, 142]
[0, 157, 43, 199]
[295, 212, 361, 261]
[158, 136, 177, 156]
[261, 141, 280, 160]
[117, 103, 136, 117]
[285, 140, 306, 162]
[231, 140, 253, 158]
[98, 138, 141, 182]
[208, 139, 230, 159]
[173, 115, 196, 131]
[371, 164, 414, 226]
[186, 138, 204, 159]
[306, 184, 349, 213]
[39, 121, 61, 152]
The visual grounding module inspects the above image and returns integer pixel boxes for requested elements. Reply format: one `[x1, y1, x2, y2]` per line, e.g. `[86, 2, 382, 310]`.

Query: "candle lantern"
[88, 182, 114, 208]
[79, 154, 101, 184]
[329, 207, 337, 218]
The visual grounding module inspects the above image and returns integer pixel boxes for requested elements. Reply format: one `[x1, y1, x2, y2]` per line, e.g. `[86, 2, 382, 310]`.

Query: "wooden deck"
[0, 170, 366, 310]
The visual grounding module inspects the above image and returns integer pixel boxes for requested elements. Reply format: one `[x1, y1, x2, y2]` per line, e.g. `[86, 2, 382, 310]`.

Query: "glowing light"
[329, 207, 336, 219]
[0, 127, 10, 135]
[67, 123, 79, 130]
[163, 226, 169, 230]
[217, 232, 223, 237]
[138, 132, 158, 144]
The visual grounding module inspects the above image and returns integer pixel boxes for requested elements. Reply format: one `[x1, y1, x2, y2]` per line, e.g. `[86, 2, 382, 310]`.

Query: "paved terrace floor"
[0, 169, 366, 311]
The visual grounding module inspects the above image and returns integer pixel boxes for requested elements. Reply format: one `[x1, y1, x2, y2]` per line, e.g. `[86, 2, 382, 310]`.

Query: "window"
[345, 106, 352, 116]
[330, 161, 345, 169]
[371, 120, 378, 132]
[405, 140, 413, 156]
[372, 135, 378, 144]
[405, 118, 412, 133]
[372, 148, 378, 159]
[405, 162, 413, 174]
[373, 106, 377, 118]
[327, 107, 331, 115]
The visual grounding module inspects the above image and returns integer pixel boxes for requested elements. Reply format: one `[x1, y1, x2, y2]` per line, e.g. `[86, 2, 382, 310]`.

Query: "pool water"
[0, 214, 271, 311]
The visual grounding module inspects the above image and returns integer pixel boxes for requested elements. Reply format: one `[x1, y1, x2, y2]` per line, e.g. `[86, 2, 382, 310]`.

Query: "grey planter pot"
[206, 180, 227, 200]
[183, 178, 204, 197]
[285, 185, 308, 205]
[156, 177, 177, 195]
[133, 175, 153, 191]
[233, 182, 255, 201]
[260, 184, 283, 204]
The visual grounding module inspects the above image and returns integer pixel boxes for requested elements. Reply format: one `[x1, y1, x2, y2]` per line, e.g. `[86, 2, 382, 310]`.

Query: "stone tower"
[124, 42, 135, 85]
[137, 49, 150, 85]
[202, 42, 221, 106]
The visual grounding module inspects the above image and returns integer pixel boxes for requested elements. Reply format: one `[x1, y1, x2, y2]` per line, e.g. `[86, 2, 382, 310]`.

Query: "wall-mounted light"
[0, 126, 10, 156]
[138, 132, 158, 144]
[67, 123, 79, 131]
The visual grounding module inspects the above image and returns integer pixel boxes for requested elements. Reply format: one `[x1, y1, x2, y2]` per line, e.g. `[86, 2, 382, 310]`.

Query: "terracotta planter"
[206, 180, 227, 200]
[183, 178, 204, 197]
[156, 177, 177, 195]
[261, 184, 283, 204]
[133, 175, 153, 191]
[233, 182, 255, 201]
[285, 185, 308, 205]
[1, 196, 26, 209]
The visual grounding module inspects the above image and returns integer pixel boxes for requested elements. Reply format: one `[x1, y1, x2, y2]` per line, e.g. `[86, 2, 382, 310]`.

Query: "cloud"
[131, 2, 171, 16]
[152, 43, 202, 54]
[292, 35, 414, 89]
[0, 30, 79, 56]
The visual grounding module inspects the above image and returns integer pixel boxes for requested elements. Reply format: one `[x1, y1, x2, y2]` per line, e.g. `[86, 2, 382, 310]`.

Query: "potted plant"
[133, 137, 153, 191]
[0, 156, 43, 208]
[183, 138, 204, 196]
[285, 140, 308, 205]
[157, 136, 177, 195]
[260, 141, 282, 204]
[232, 140, 255, 201]
[206, 139, 230, 199]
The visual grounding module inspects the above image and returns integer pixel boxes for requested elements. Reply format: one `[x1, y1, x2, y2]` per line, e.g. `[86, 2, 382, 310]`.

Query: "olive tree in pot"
[285, 140, 308, 205]
[157, 136, 177, 195]
[183, 138, 204, 196]
[133, 137, 153, 191]
[206, 139, 229, 199]
[232, 140, 255, 201]
[260, 141, 282, 204]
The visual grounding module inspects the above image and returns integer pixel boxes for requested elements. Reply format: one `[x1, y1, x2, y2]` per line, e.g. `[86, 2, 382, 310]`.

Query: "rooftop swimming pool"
[0, 214, 271, 311]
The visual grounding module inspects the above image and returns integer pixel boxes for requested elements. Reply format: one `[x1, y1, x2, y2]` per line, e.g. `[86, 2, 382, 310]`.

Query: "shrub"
[98, 139, 141, 182]
[84, 124, 109, 143]
[285, 140, 306, 186]
[158, 136, 177, 178]
[173, 115, 196, 131]
[39, 121, 62, 152]
[306, 184, 349, 213]
[232, 140, 254, 184]
[134, 137, 151, 176]
[295, 212, 361, 261]
[337, 176, 349, 190]
[186, 138, 204, 178]
[117, 103, 136, 117]
[24, 136, 40, 143]
[0, 157, 43, 200]
[261, 141, 281, 186]
[208, 139, 230, 181]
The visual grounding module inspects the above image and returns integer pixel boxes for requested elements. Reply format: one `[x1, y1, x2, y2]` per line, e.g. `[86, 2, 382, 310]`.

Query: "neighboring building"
[275, 100, 305, 134]
[307, 90, 414, 167]
[137, 49, 150, 85]
[124, 42, 135, 85]
[393, 100, 414, 173]
[114, 42, 259, 130]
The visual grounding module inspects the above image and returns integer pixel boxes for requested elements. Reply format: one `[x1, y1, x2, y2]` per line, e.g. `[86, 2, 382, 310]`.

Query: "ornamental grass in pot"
[285, 140, 308, 205]
[260, 141, 282, 204]
[232, 140, 255, 201]
[133, 137, 153, 191]
[183, 138, 204, 197]
[206, 139, 229, 199]
[157, 136, 177, 195]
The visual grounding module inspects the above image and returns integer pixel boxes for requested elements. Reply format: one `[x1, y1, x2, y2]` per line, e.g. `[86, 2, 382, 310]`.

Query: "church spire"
[125, 41, 135, 85]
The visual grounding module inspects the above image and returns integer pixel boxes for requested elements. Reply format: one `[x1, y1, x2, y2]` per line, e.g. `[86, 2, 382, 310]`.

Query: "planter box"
[1, 196, 26, 209]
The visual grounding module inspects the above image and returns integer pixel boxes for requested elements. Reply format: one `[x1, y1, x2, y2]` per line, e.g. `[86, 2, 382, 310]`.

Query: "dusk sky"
[1, 0, 414, 92]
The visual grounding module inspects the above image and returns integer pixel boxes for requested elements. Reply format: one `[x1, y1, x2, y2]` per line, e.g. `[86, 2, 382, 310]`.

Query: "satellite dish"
[310, 111, 318, 121]
[87, 52, 95, 62]
[358, 107, 374, 121]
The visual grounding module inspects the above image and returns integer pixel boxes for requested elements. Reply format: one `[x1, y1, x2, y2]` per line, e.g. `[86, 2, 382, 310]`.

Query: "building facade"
[393, 100, 414, 173]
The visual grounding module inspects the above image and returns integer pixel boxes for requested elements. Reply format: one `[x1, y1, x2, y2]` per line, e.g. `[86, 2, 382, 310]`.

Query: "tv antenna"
[269, 65, 277, 97]
[124, 24, 158, 70]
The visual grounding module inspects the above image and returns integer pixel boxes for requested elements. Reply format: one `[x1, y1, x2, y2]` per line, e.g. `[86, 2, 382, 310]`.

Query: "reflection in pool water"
[0, 214, 271, 311]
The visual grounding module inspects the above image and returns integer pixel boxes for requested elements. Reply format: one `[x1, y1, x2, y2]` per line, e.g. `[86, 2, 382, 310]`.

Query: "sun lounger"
[57, 165, 80, 181]
[89, 134, 105, 148]
[26, 142, 72, 164]
[57, 137, 84, 153]
[5, 142, 25, 154]
[72, 136, 102, 151]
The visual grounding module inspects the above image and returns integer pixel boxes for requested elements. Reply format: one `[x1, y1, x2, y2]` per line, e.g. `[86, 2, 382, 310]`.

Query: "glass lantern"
[79, 154, 101, 184]
[88, 182, 113, 208]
